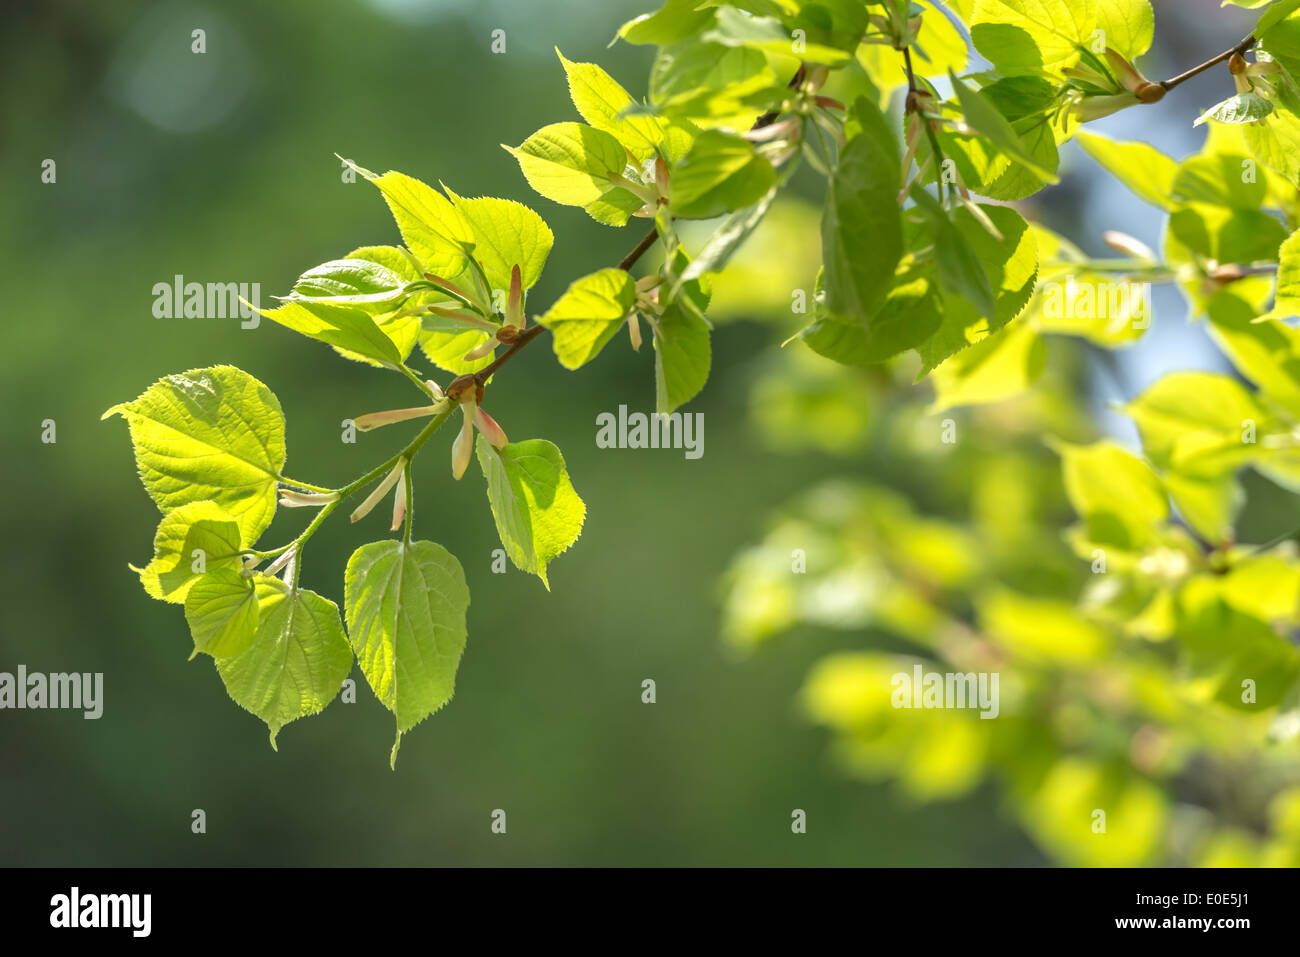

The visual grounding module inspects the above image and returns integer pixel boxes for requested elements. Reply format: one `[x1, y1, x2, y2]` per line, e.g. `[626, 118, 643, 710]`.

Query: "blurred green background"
[0, 0, 1045, 865]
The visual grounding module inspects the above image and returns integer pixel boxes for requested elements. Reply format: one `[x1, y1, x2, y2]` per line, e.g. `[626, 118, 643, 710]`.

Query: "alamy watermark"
[0, 665, 103, 719]
[1041, 276, 1151, 329]
[891, 664, 1000, 719]
[50, 887, 150, 937]
[152, 274, 260, 328]
[595, 405, 704, 460]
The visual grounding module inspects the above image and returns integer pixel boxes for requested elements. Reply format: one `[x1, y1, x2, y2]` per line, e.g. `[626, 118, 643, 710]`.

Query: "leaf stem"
[246, 407, 453, 562]
[276, 476, 335, 494]
[402, 458, 414, 546]
[398, 361, 440, 401]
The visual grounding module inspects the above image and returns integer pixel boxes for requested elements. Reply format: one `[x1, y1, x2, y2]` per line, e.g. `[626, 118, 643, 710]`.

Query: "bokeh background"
[0, 0, 1272, 865]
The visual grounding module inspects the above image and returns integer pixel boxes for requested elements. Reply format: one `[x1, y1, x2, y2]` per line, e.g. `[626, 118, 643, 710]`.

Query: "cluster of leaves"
[707, 0, 1300, 864]
[104, 0, 1300, 850]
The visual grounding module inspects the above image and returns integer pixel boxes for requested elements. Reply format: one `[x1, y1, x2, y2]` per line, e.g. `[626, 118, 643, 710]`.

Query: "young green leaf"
[820, 98, 903, 322]
[444, 190, 554, 292]
[558, 50, 693, 161]
[1076, 131, 1178, 211]
[135, 500, 246, 604]
[669, 130, 777, 219]
[349, 164, 475, 277]
[1124, 372, 1271, 477]
[505, 122, 635, 210]
[475, 437, 586, 589]
[537, 268, 636, 369]
[344, 539, 470, 767]
[103, 366, 286, 542]
[928, 318, 1046, 411]
[654, 297, 711, 413]
[290, 258, 407, 305]
[617, 0, 716, 46]
[649, 42, 776, 124]
[184, 567, 259, 659]
[215, 577, 353, 748]
[970, 0, 1094, 76]
[1094, 0, 1155, 59]
[254, 300, 403, 368]
[1057, 440, 1169, 550]
[801, 274, 944, 365]
[949, 71, 1060, 182]
[419, 328, 495, 375]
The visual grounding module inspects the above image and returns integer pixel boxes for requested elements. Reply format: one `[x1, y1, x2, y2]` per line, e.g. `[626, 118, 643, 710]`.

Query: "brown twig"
[1161, 34, 1257, 91]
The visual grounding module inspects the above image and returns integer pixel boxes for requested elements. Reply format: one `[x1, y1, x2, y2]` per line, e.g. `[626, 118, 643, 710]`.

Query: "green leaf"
[135, 501, 245, 604]
[184, 568, 259, 659]
[949, 71, 1060, 182]
[475, 437, 586, 589]
[1207, 289, 1300, 417]
[655, 296, 711, 413]
[1242, 91, 1300, 182]
[1258, 0, 1300, 35]
[917, 189, 997, 320]
[344, 539, 470, 766]
[1124, 371, 1270, 477]
[703, 6, 861, 64]
[289, 258, 407, 305]
[558, 50, 692, 161]
[1057, 441, 1169, 550]
[215, 578, 353, 748]
[538, 267, 636, 369]
[649, 42, 776, 125]
[1195, 92, 1275, 126]
[680, 181, 782, 281]
[915, 204, 1039, 372]
[419, 328, 494, 375]
[979, 587, 1110, 664]
[1266, 227, 1300, 319]
[1076, 131, 1178, 211]
[343, 245, 426, 362]
[928, 318, 1046, 411]
[505, 122, 634, 209]
[1173, 151, 1268, 209]
[349, 163, 475, 277]
[801, 273, 944, 365]
[617, 0, 716, 46]
[821, 98, 903, 321]
[103, 366, 286, 542]
[1094, 0, 1154, 58]
[970, 0, 1095, 76]
[444, 189, 553, 292]
[669, 130, 777, 219]
[951, 76, 1060, 200]
[1167, 204, 1289, 267]
[1177, 579, 1300, 709]
[1164, 472, 1242, 545]
[254, 299, 403, 368]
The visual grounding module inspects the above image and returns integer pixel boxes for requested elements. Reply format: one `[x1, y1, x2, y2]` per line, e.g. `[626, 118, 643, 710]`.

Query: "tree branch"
[1160, 34, 1257, 91]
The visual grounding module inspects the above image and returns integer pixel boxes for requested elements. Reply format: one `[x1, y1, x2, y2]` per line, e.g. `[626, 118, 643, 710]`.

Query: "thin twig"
[1161, 34, 1257, 91]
